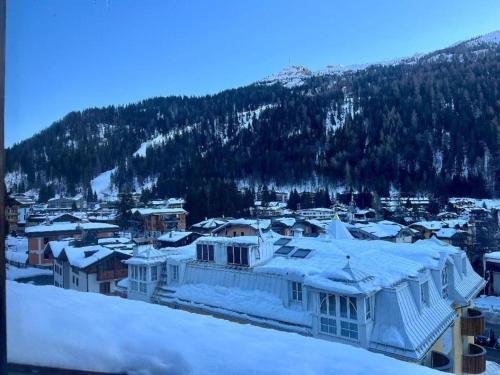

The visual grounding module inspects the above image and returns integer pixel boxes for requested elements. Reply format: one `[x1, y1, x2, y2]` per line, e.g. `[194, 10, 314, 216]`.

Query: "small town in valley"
[3, 1, 500, 374]
[4, 189, 500, 374]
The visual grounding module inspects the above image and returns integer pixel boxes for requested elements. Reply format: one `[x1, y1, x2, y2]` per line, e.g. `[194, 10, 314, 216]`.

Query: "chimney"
[294, 228, 304, 237]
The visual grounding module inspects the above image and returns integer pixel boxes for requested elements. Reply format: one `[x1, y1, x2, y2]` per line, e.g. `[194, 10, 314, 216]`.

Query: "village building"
[166, 198, 185, 209]
[296, 207, 336, 220]
[25, 221, 119, 266]
[348, 220, 417, 243]
[435, 228, 469, 250]
[352, 208, 377, 223]
[46, 241, 130, 294]
[130, 207, 188, 237]
[212, 218, 271, 237]
[156, 231, 200, 248]
[47, 194, 86, 209]
[5, 194, 36, 234]
[124, 220, 486, 374]
[252, 201, 289, 217]
[271, 217, 331, 237]
[410, 221, 443, 239]
[189, 218, 228, 235]
[484, 252, 500, 296]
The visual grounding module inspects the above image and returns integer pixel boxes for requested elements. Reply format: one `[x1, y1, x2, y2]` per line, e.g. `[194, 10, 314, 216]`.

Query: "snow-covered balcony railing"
[97, 268, 127, 281]
[462, 343, 486, 374]
[429, 350, 453, 373]
[461, 308, 484, 337]
[8, 363, 125, 375]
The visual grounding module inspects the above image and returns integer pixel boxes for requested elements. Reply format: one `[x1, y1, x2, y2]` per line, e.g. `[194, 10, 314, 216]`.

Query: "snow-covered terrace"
[7, 281, 440, 374]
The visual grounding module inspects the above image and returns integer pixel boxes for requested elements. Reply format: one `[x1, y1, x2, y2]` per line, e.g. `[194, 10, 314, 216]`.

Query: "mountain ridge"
[6, 31, 500, 208]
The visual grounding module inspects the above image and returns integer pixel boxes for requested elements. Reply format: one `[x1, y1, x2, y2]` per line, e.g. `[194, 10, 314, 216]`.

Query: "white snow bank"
[6, 266, 52, 280]
[7, 282, 439, 375]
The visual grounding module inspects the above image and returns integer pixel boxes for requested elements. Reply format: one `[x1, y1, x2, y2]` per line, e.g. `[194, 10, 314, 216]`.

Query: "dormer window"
[227, 246, 249, 266]
[441, 267, 448, 299]
[197, 244, 214, 262]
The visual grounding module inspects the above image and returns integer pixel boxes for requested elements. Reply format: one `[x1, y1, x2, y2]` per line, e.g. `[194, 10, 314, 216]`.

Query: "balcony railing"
[462, 343, 486, 374]
[97, 268, 128, 281]
[429, 350, 453, 373]
[461, 308, 485, 337]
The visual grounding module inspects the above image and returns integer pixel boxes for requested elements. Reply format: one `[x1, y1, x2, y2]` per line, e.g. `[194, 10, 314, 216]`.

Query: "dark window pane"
[234, 246, 241, 264]
[208, 245, 214, 261]
[196, 244, 202, 260]
[241, 247, 248, 265]
[227, 246, 233, 263]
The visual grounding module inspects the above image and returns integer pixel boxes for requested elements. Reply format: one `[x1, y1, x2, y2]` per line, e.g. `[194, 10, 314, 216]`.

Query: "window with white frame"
[319, 293, 337, 335]
[421, 281, 429, 306]
[291, 281, 303, 302]
[339, 295, 358, 339]
[340, 321, 359, 339]
[151, 266, 158, 281]
[441, 267, 448, 299]
[139, 282, 147, 293]
[170, 265, 179, 282]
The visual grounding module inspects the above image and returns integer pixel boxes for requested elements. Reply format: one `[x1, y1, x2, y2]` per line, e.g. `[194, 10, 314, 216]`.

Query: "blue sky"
[6, 0, 500, 146]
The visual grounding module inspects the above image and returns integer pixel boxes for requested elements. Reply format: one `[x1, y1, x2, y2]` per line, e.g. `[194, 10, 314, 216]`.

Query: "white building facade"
[126, 220, 486, 374]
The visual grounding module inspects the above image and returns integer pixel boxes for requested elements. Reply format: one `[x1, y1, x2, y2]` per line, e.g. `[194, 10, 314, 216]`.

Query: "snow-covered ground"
[90, 168, 118, 200]
[7, 281, 439, 375]
[133, 133, 168, 157]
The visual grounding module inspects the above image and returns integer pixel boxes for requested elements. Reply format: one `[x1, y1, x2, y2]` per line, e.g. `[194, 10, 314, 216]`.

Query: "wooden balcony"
[461, 308, 485, 337]
[97, 268, 128, 281]
[462, 343, 486, 374]
[429, 350, 453, 373]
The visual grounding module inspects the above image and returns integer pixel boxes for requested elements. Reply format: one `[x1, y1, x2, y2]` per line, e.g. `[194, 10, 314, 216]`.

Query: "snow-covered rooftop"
[353, 220, 407, 238]
[25, 221, 119, 234]
[125, 246, 167, 265]
[131, 207, 187, 215]
[7, 281, 441, 375]
[410, 221, 443, 231]
[157, 231, 193, 242]
[435, 228, 461, 239]
[48, 241, 130, 269]
[191, 218, 227, 229]
[219, 218, 271, 231]
[255, 232, 468, 295]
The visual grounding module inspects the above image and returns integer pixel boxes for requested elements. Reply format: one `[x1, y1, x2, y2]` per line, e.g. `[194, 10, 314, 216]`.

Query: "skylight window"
[275, 245, 294, 255]
[274, 238, 292, 246]
[291, 249, 311, 258]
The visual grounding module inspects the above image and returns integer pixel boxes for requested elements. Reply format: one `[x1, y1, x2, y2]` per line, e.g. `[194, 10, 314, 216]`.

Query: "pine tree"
[117, 192, 134, 229]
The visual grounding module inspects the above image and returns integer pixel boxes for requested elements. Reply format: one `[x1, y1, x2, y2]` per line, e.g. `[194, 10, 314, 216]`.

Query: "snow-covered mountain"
[258, 66, 313, 88]
[258, 30, 500, 88]
[459, 30, 500, 47]
[6, 30, 500, 200]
